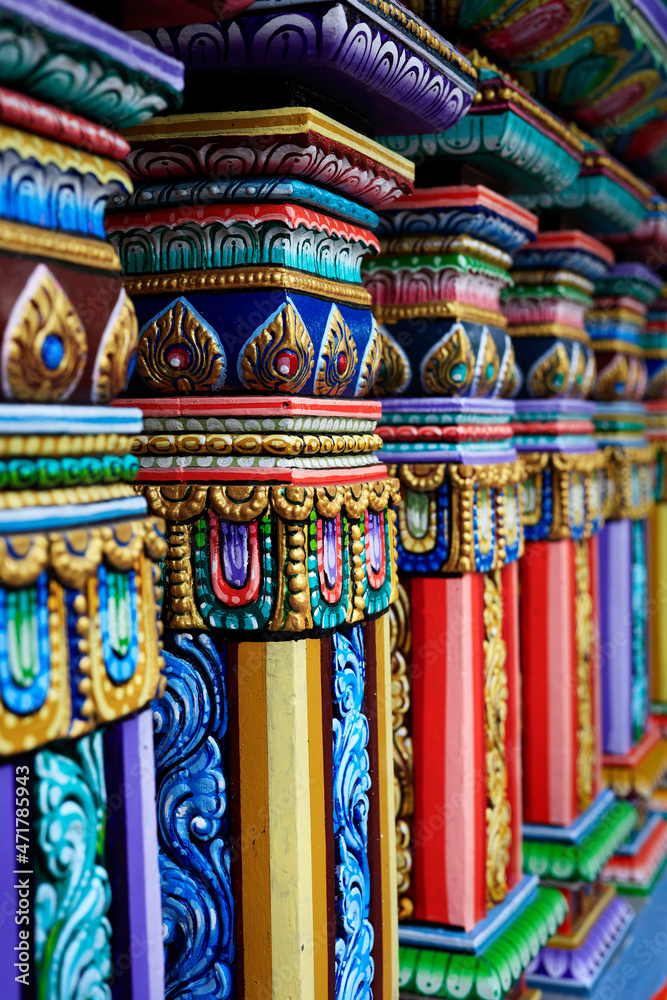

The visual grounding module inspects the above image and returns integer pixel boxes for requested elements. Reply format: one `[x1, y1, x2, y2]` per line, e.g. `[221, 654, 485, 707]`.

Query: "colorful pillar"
[505, 230, 639, 994]
[110, 5, 477, 993]
[638, 280, 667, 721]
[0, 2, 184, 997]
[364, 184, 567, 1000]
[586, 261, 667, 900]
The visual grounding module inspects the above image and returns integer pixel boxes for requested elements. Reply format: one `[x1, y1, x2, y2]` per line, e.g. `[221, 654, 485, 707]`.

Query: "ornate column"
[584, 261, 667, 899]
[504, 230, 638, 994]
[0, 2, 184, 997]
[112, 133, 402, 1000]
[110, 4, 477, 995]
[364, 184, 567, 1000]
[645, 278, 667, 721]
[505, 126, 667, 916]
[605, 201, 667, 815]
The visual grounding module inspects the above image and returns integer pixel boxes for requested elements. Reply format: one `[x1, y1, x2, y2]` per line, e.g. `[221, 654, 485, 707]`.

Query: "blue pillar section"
[153, 632, 235, 999]
[33, 731, 113, 998]
[331, 626, 374, 1000]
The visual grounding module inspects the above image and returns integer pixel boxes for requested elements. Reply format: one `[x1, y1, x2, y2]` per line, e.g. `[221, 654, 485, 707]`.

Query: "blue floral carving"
[34, 731, 113, 999]
[331, 627, 374, 1000]
[153, 632, 234, 1000]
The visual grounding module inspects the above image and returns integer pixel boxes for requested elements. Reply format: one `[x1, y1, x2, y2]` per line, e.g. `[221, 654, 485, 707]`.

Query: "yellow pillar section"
[650, 505, 667, 706]
[306, 639, 330, 999]
[375, 614, 399, 1000]
[236, 643, 272, 998]
[266, 640, 316, 1000]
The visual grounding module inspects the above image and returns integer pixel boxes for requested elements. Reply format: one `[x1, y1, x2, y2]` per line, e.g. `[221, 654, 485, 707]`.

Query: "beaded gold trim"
[509, 323, 591, 344]
[0, 482, 137, 510]
[0, 434, 135, 458]
[124, 266, 372, 305]
[133, 431, 383, 457]
[375, 301, 507, 327]
[0, 219, 120, 271]
[591, 338, 644, 357]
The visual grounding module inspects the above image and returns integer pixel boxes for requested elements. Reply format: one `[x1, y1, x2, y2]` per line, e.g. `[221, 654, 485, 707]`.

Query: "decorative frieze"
[128, 0, 478, 136]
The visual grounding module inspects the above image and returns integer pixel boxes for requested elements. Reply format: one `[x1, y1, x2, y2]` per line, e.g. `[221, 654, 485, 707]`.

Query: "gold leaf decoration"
[495, 335, 516, 398]
[4, 264, 87, 401]
[356, 318, 382, 396]
[648, 361, 667, 399]
[483, 570, 511, 907]
[473, 328, 501, 397]
[241, 300, 314, 393]
[593, 352, 629, 401]
[504, 360, 522, 398]
[315, 306, 358, 395]
[574, 541, 595, 812]
[626, 356, 647, 400]
[580, 349, 597, 397]
[137, 297, 226, 394]
[568, 342, 588, 399]
[527, 342, 570, 398]
[92, 289, 139, 403]
[370, 325, 412, 397]
[421, 321, 474, 396]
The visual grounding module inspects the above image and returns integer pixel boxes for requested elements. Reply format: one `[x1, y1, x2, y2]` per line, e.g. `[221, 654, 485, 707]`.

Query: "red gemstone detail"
[275, 349, 299, 377]
[337, 352, 348, 374]
[166, 347, 190, 370]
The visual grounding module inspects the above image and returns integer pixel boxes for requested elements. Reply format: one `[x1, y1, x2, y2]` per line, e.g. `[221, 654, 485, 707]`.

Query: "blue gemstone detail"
[41, 333, 65, 371]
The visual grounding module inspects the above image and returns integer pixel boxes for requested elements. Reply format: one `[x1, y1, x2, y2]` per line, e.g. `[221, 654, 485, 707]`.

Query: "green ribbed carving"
[399, 887, 567, 998]
[523, 801, 638, 882]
